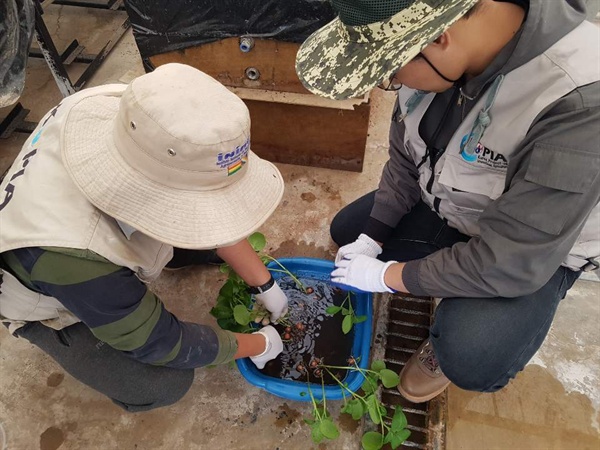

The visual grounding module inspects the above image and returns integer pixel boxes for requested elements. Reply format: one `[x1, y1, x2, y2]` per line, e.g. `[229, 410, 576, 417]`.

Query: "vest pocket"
[438, 155, 507, 201]
[525, 143, 599, 193]
[495, 144, 596, 235]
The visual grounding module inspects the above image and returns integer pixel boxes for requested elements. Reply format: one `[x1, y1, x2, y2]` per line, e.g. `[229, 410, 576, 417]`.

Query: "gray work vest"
[0, 85, 173, 332]
[398, 21, 600, 271]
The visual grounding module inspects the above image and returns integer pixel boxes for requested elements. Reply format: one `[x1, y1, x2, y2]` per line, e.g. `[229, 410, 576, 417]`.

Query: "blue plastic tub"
[236, 257, 373, 401]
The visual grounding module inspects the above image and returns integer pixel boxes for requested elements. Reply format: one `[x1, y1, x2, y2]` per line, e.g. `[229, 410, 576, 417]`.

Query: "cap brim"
[61, 94, 284, 249]
[296, 0, 479, 100]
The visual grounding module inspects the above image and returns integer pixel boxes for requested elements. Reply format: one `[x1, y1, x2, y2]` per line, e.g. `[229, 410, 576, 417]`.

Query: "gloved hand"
[254, 281, 289, 322]
[335, 233, 382, 265]
[331, 254, 398, 293]
[249, 325, 284, 369]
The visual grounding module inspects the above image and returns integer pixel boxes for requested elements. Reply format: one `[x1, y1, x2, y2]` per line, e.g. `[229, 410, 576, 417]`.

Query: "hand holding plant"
[210, 232, 296, 332]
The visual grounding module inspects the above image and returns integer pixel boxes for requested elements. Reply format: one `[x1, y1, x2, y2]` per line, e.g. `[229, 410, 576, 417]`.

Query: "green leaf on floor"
[380, 369, 400, 388]
[362, 431, 384, 450]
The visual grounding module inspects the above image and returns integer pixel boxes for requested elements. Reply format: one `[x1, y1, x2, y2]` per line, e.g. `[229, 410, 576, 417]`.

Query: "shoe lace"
[418, 342, 442, 375]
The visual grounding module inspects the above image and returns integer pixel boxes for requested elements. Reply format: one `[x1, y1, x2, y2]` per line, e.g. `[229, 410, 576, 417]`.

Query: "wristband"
[248, 275, 275, 294]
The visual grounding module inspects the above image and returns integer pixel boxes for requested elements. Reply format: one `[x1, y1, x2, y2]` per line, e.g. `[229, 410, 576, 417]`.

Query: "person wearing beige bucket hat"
[297, 0, 600, 403]
[0, 63, 289, 410]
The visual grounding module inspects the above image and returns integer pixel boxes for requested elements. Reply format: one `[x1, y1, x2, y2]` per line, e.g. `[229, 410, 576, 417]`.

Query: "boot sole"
[397, 376, 450, 404]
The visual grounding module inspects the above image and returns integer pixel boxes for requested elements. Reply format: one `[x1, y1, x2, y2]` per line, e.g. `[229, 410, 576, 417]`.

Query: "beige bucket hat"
[61, 63, 284, 249]
[296, 0, 479, 100]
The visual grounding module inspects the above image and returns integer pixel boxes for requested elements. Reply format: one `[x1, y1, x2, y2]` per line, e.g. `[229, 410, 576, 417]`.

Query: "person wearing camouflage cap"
[297, 0, 600, 403]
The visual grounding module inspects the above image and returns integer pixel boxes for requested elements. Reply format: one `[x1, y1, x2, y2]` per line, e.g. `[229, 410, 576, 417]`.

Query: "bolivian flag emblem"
[227, 156, 247, 176]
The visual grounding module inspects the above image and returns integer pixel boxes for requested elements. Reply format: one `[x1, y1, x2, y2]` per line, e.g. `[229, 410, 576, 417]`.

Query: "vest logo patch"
[0, 103, 61, 211]
[0, 149, 38, 211]
[460, 134, 508, 170]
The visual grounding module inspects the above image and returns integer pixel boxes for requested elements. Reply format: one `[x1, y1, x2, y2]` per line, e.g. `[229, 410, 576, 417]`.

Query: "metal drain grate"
[379, 294, 446, 450]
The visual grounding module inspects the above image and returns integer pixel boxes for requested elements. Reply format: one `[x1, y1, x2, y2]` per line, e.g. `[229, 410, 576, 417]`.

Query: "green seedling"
[300, 373, 340, 445]
[210, 232, 301, 333]
[325, 291, 367, 334]
[301, 358, 410, 450]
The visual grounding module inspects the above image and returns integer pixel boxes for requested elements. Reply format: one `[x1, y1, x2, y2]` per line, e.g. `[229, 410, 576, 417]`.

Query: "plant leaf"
[319, 419, 340, 440]
[383, 433, 392, 444]
[219, 263, 231, 274]
[233, 304, 251, 325]
[340, 402, 352, 415]
[217, 317, 245, 333]
[311, 423, 324, 444]
[209, 305, 232, 319]
[237, 291, 253, 308]
[361, 374, 378, 395]
[353, 315, 367, 324]
[371, 360, 386, 372]
[342, 399, 365, 421]
[219, 279, 239, 297]
[325, 306, 342, 315]
[342, 315, 353, 334]
[341, 307, 350, 315]
[390, 429, 411, 449]
[351, 400, 366, 420]
[391, 407, 408, 432]
[380, 369, 400, 388]
[361, 431, 384, 450]
[248, 232, 267, 252]
[366, 395, 381, 424]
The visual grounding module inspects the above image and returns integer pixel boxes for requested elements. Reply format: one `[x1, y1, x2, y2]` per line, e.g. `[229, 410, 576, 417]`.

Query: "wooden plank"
[150, 37, 309, 94]
[229, 86, 369, 111]
[245, 99, 370, 172]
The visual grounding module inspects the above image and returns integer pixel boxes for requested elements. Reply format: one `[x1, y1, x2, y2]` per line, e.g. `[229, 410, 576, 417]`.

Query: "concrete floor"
[0, 5, 599, 450]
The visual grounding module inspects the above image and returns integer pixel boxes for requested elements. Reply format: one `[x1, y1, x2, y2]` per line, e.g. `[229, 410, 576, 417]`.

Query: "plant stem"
[319, 363, 380, 378]
[321, 367, 366, 402]
[305, 373, 322, 421]
[264, 256, 306, 291]
[321, 375, 327, 416]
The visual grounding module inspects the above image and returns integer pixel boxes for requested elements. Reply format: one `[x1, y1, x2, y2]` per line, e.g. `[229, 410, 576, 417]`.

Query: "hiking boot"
[164, 248, 224, 271]
[398, 338, 450, 403]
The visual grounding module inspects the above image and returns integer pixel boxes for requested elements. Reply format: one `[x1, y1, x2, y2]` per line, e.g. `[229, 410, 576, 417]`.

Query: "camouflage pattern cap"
[296, 0, 479, 100]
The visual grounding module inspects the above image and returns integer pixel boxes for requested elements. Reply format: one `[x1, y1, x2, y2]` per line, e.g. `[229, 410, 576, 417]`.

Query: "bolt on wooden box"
[150, 37, 371, 172]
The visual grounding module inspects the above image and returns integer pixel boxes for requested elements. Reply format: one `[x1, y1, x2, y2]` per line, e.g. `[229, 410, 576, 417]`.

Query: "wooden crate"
[150, 37, 370, 172]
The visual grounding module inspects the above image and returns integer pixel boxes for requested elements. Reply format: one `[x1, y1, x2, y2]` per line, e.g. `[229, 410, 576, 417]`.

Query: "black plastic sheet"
[0, 0, 35, 107]
[124, 0, 335, 59]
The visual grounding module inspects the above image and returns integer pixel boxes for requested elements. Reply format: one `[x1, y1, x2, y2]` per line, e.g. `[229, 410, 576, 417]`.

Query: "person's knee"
[330, 191, 376, 246]
[114, 368, 194, 412]
[430, 302, 511, 393]
[431, 335, 509, 392]
[330, 209, 351, 246]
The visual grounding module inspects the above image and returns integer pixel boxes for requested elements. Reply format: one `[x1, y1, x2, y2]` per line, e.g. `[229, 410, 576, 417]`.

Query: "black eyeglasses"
[377, 71, 402, 92]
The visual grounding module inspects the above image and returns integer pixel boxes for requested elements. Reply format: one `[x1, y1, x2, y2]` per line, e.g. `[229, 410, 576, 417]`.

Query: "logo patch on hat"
[227, 155, 248, 176]
[216, 138, 250, 176]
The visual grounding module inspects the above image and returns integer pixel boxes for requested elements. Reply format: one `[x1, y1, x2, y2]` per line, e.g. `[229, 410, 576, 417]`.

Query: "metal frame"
[0, 0, 130, 138]
[0, 104, 37, 139]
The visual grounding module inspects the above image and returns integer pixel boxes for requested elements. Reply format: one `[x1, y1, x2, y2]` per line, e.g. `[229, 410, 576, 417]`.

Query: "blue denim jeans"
[331, 191, 580, 392]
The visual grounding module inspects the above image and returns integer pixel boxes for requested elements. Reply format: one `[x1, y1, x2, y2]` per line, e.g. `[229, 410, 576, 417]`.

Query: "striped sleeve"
[2, 247, 238, 368]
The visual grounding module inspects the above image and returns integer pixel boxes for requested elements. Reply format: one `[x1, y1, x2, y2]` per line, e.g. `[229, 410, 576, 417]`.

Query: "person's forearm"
[383, 262, 409, 293]
[234, 332, 267, 358]
[216, 239, 271, 286]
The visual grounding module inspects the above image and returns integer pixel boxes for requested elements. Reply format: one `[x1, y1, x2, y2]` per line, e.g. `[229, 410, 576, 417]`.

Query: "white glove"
[331, 254, 397, 293]
[254, 281, 289, 322]
[335, 233, 382, 264]
[249, 325, 283, 369]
